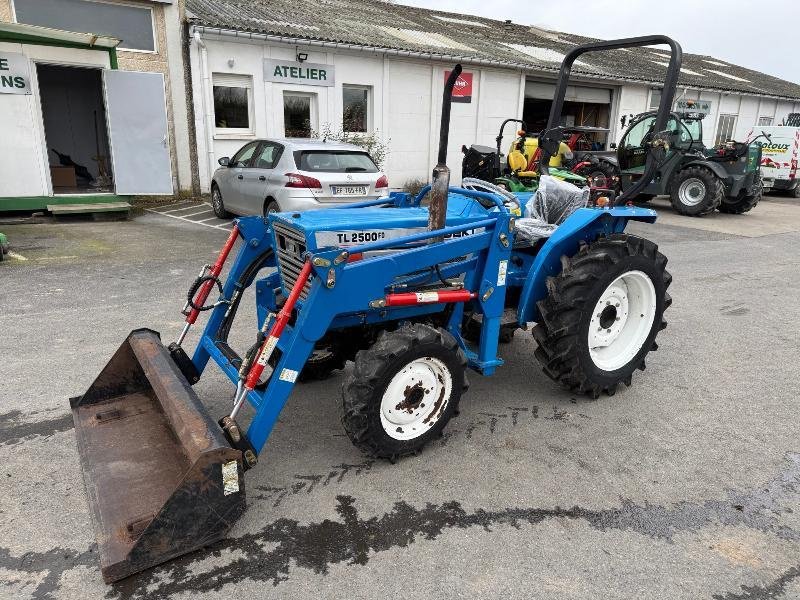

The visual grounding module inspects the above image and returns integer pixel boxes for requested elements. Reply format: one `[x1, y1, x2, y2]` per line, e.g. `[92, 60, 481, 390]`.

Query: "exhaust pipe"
[429, 64, 463, 237]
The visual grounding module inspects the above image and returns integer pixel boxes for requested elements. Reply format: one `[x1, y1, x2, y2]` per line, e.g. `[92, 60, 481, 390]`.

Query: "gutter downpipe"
[193, 28, 216, 193]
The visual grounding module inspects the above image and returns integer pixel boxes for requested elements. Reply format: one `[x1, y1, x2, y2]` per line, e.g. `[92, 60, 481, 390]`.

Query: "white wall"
[189, 33, 800, 194]
[191, 35, 525, 192]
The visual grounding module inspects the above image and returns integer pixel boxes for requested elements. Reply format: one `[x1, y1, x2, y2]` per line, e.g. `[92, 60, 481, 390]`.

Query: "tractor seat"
[507, 150, 529, 173]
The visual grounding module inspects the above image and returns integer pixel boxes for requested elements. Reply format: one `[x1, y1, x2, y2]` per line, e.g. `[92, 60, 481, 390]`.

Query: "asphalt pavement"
[1, 195, 799, 599]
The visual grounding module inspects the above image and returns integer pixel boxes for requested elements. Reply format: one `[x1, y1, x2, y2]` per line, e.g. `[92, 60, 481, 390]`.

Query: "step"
[48, 201, 131, 214]
[48, 201, 131, 221]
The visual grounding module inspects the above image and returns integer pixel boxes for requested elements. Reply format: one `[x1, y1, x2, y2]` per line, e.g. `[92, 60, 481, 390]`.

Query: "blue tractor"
[70, 36, 680, 582]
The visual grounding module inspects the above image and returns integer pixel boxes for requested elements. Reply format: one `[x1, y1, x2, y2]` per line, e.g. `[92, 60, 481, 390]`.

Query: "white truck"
[747, 120, 800, 197]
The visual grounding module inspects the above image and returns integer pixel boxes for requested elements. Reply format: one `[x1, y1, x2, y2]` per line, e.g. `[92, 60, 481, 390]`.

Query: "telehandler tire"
[718, 176, 762, 214]
[669, 166, 724, 216]
[533, 234, 671, 398]
[341, 323, 467, 460]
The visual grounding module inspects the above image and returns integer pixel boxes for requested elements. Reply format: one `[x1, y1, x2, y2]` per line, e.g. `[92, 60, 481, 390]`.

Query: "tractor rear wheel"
[718, 175, 762, 214]
[532, 234, 671, 398]
[669, 166, 724, 216]
[341, 323, 467, 460]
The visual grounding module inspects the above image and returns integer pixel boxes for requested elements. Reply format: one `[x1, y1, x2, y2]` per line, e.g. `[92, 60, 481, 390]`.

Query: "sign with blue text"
[264, 59, 335, 87]
[0, 52, 31, 95]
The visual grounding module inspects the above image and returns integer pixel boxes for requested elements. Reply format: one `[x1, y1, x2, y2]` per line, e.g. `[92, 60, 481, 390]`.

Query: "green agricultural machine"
[616, 108, 767, 216]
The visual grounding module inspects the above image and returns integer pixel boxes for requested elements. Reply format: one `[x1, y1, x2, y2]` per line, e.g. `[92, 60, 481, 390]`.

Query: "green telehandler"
[615, 107, 767, 216]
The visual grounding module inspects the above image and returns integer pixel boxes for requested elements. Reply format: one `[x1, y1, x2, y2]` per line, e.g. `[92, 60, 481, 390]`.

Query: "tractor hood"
[269, 193, 494, 251]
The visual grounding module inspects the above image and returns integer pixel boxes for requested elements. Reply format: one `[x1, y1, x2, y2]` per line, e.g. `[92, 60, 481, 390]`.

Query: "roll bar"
[538, 35, 683, 204]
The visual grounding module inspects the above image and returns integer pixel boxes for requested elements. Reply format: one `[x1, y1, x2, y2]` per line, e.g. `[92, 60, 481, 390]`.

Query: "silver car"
[210, 138, 388, 219]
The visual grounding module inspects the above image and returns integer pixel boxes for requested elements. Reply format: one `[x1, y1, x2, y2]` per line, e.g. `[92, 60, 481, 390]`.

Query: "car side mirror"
[218, 157, 230, 167]
[610, 142, 617, 149]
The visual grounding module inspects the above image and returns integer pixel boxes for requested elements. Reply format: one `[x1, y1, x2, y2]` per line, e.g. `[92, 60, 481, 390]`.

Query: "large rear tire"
[669, 166, 724, 216]
[718, 175, 762, 214]
[341, 323, 467, 460]
[533, 234, 671, 398]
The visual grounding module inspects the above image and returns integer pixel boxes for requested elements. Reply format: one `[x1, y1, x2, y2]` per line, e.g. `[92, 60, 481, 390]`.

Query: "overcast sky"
[400, 0, 800, 85]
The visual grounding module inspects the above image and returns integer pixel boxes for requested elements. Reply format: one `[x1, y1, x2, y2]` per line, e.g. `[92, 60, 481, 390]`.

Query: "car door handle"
[259, 176, 266, 181]
[237, 174, 243, 180]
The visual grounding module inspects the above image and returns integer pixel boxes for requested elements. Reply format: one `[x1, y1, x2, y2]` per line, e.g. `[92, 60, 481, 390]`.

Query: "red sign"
[445, 70, 473, 103]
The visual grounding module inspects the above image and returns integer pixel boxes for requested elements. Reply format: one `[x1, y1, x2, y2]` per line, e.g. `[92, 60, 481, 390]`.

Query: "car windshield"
[294, 150, 378, 173]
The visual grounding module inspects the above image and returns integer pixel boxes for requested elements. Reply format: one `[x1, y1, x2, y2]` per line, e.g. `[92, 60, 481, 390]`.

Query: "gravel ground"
[1, 195, 799, 600]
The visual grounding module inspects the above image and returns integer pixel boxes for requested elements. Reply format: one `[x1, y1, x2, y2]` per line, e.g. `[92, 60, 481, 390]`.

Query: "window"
[343, 85, 370, 132]
[213, 74, 252, 131]
[621, 115, 655, 149]
[294, 151, 378, 173]
[758, 116, 773, 126]
[715, 114, 737, 146]
[284, 93, 314, 137]
[670, 117, 702, 147]
[648, 89, 661, 110]
[253, 143, 282, 170]
[230, 142, 259, 168]
[14, 0, 155, 51]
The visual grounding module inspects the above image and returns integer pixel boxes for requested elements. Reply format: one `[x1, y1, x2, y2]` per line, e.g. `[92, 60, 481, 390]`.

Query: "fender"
[516, 205, 657, 325]
[680, 159, 729, 181]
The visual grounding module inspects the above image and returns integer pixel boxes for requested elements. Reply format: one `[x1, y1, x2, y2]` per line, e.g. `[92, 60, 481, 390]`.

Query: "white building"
[186, 0, 800, 195]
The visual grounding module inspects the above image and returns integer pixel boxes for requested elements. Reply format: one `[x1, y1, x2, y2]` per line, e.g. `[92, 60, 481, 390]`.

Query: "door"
[103, 70, 172, 195]
[617, 114, 655, 173]
[221, 141, 260, 213]
[241, 142, 283, 215]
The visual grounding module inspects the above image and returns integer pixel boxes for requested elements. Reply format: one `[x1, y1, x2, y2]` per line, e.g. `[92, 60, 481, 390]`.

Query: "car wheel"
[263, 199, 280, 224]
[211, 185, 231, 219]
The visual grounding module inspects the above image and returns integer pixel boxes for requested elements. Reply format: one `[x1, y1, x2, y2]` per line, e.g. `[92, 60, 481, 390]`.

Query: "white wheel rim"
[380, 357, 452, 440]
[212, 189, 222, 209]
[678, 177, 706, 206]
[588, 270, 657, 372]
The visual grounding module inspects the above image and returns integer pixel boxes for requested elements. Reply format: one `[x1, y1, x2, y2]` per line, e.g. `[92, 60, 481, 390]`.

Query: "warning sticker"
[279, 368, 299, 383]
[256, 337, 279, 366]
[497, 260, 508, 286]
[415, 291, 439, 303]
[222, 460, 239, 495]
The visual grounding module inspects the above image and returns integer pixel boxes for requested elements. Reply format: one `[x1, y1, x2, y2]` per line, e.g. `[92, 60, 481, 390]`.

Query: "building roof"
[187, 0, 800, 101]
[0, 21, 120, 48]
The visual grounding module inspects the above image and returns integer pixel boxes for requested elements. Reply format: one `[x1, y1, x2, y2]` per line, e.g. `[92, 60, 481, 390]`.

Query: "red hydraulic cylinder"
[185, 225, 240, 325]
[244, 260, 313, 390]
[384, 289, 476, 306]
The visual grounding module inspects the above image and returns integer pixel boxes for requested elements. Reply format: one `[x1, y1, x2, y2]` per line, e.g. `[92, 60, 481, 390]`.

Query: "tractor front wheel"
[341, 323, 467, 460]
[669, 167, 724, 216]
[533, 234, 671, 398]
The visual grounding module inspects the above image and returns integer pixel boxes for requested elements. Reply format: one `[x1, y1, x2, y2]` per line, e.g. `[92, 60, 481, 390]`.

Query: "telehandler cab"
[71, 35, 679, 582]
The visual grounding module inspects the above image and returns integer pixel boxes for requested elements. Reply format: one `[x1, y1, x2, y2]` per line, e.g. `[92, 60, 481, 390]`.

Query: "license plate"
[331, 185, 367, 196]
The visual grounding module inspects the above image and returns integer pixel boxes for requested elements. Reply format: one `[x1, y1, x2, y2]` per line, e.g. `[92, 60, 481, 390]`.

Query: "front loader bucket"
[70, 329, 245, 583]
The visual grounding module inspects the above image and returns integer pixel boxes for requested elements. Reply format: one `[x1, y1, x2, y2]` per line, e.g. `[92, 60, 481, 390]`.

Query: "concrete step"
[48, 202, 131, 221]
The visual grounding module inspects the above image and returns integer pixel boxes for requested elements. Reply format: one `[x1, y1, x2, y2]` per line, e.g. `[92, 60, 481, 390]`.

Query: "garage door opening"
[37, 64, 113, 194]
[524, 81, 612, 150]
